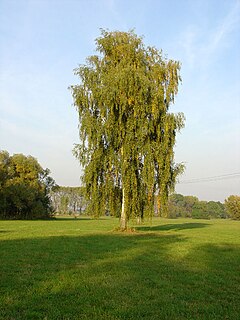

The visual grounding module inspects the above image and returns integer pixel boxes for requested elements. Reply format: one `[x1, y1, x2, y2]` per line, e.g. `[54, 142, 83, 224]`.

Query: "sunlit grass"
[0, 217, 239, 319]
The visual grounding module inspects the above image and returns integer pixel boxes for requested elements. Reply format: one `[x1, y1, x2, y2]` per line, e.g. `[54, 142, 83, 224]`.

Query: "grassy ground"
[0, 217, 239, 320]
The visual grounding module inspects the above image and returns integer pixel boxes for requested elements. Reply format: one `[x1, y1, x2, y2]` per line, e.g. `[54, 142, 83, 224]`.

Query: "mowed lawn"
[0, 217, 239, 320]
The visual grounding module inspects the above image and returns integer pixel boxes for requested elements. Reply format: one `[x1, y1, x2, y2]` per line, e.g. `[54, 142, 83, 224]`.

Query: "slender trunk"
[120, 145, 127, 230]
[137, 216, 142, 224]
[120, 185, 127, 230]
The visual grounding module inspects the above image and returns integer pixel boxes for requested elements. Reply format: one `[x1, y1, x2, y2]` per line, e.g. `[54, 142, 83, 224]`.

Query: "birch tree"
[71, 30, 185, 229]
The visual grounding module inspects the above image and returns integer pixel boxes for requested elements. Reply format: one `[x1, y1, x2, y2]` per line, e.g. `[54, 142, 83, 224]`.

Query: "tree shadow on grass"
[0, 230, 239, 320]
[54, 217, 92, 221]
[55, 217, 109, 221]
[137, 222, 209, 232]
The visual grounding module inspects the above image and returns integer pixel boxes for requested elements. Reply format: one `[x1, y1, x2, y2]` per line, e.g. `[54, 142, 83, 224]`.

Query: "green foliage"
[168, 194, 226, 219]
[207, 200, 226, 219]
[168, 194, 198, 218]
[50, 186, 87, 215]
[0, 150, 55, 219]
[71, 30, 185, 228]
[192, 201, 210, 219]
[225, 195, 240, 220]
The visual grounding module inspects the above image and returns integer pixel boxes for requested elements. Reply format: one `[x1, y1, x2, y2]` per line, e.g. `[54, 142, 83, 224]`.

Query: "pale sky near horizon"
[0, 0, 240, 202]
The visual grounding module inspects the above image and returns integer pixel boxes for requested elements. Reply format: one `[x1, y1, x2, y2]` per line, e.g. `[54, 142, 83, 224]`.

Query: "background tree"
[168, 194, 198, 218]
[225, 195, 240, 220]
[71, 30, 185, 229]
[0, 150, 55, 219]
[206, 201, 226, 219]
[0, 151, 10, 216]
[168, 194, 226, 219]
[50, 186, 86, 215]
[192, 201, 209, 219]
[168, 193, 186, 218]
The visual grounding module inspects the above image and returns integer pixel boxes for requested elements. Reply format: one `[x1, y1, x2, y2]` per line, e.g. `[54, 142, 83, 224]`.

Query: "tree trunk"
[120, 186, 127, 230]
[120, 145, 127, 230]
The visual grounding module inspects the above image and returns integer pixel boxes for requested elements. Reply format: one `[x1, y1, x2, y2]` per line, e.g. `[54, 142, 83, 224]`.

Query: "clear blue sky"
[0, 0, 239, 202]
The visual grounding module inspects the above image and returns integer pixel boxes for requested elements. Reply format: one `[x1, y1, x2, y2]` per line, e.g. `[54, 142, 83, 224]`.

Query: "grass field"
[0, 217, 239, 320]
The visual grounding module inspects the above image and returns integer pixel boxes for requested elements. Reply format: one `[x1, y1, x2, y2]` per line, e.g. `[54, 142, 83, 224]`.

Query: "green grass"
[0, 217, 239, 320]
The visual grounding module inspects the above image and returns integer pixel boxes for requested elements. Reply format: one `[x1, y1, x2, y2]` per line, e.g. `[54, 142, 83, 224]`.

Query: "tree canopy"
[225, 195, 240, 220]
[71, 30, 185, 229]
[0, 150, 55, 219]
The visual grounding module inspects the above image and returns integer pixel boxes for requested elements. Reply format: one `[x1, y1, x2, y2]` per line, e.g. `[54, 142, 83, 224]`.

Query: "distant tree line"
[50, 186, 87, 216]
[49, 186, 240, 220]
[167, 194, 226, 219]
[0, 151, 55, 219]
[167, 193, 240, 220]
